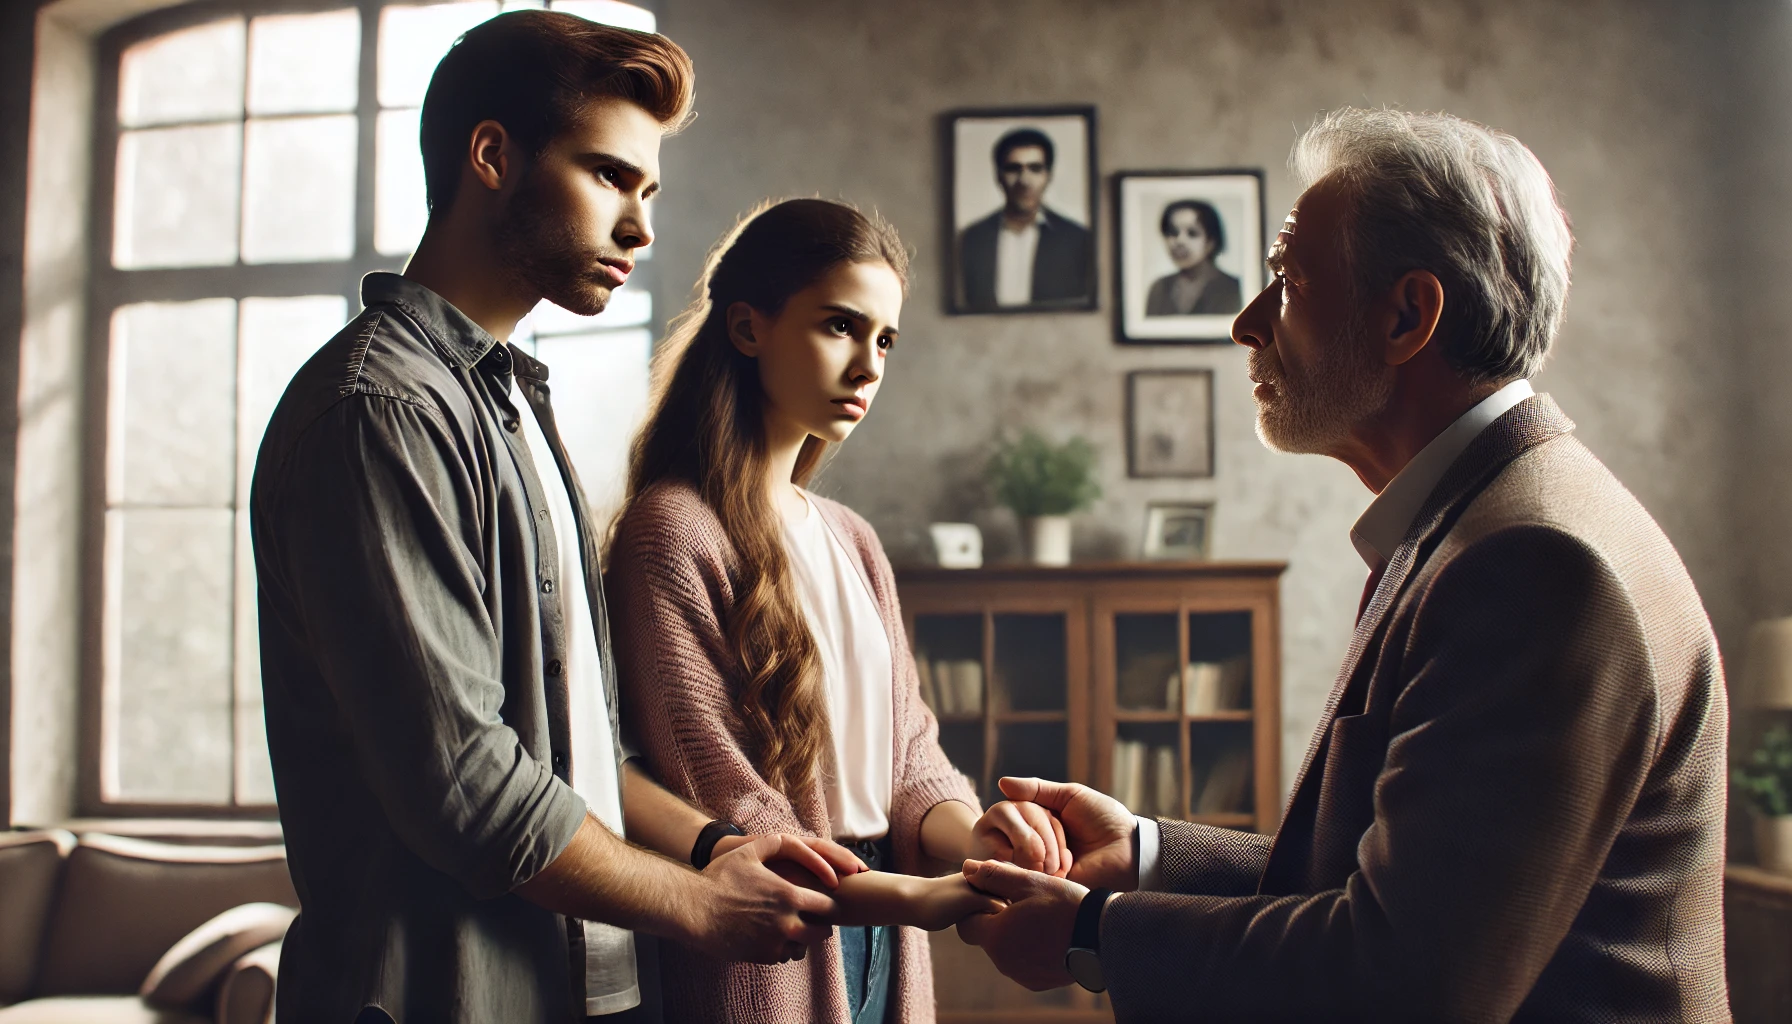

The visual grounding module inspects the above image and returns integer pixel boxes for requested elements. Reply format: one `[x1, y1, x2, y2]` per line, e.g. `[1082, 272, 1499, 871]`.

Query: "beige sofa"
[0, 829, 296, 1023]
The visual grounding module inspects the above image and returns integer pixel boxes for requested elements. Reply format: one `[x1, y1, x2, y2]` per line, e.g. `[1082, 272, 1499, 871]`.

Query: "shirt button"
[546, 659, 562, 677]
[541, 579, 554, 594]
[537, 508, 549, 521]
[504, 419, 519, 433]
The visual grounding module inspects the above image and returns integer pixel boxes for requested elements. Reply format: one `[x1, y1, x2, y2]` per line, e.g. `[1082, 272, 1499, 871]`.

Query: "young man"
[956, 127, 1094, 311]
[251, 13, 861, 1022]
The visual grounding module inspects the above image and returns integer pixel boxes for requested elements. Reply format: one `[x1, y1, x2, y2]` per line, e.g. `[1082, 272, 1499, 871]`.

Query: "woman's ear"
[726, 301, 761, 358]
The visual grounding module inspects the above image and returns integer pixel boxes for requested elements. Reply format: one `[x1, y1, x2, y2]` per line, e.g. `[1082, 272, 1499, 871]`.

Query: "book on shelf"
[1192, 749, 1253, 815]
[1110, 738, 1180, 818]
[924, 658, 983, 715]
[1168, 654, 1253, 715]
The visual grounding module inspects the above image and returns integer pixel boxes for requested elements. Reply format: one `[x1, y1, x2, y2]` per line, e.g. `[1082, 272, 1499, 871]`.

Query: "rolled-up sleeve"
[259, 393, 585, 899]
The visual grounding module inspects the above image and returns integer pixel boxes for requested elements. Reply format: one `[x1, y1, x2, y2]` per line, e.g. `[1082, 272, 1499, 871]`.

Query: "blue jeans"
[839, 837, 895, 1024]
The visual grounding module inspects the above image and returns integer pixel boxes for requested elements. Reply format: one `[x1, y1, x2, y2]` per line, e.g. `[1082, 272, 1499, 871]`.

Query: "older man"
[958, 108, 1730, 1022]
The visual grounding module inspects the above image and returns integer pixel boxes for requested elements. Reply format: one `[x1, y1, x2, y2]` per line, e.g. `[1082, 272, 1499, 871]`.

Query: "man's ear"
[726, 301, 761, 357]
[1382, 270, 1444, 367]
[466, 119, 511, 194]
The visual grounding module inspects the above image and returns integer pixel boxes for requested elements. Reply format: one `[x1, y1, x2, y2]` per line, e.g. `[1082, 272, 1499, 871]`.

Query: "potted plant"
[986, 431, 1101, 566]
[1733, 724, 1792, 873]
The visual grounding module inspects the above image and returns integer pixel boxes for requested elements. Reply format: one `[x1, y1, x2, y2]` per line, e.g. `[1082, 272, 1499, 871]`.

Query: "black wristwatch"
[1064, 888, 1113, 992]
[690, 820, 745, 870]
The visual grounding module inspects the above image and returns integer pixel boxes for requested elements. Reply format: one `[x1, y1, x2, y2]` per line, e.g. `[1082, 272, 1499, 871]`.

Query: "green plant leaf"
[986, 430, 1103, 517]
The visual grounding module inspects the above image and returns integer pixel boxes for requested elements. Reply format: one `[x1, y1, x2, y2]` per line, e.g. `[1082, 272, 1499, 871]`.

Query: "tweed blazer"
[605, 480, 980, 1024]
[1101, 395, 1730, 1023]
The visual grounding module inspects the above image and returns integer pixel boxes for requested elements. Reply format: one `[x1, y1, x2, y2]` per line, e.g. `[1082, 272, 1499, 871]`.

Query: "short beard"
[1249, 311, 1393, 455]
[493, 165, 614, 317]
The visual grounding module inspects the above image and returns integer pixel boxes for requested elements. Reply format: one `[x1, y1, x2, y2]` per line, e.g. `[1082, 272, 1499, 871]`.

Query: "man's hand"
[682, 834, 840, 964]
[995, 776, 1137, 891]
[970, 800, 1072, 877]
[713, 832, 867, 887]
[956, 859, 1087, 991]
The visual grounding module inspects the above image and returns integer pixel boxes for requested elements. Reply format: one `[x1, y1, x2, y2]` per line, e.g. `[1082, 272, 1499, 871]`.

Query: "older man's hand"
[956, 859, 1088, 991]
[994, 777, 1138, 891]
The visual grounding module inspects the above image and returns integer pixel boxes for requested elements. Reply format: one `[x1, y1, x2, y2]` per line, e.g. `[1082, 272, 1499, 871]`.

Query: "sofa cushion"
[35, 835, 294, 996]
[139, 903, 293, 1010]
[213, 942, 279, 1024]
[0, 830, 75, 1003]
[0, 996, 207, 1024]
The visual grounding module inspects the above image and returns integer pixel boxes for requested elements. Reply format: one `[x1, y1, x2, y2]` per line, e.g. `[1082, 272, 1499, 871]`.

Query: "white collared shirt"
[515, 380, 639, 1016]
[1349, 378, 1535, 572]
[1131, 378, 1534, 892]
[994, 211, 1046, 307]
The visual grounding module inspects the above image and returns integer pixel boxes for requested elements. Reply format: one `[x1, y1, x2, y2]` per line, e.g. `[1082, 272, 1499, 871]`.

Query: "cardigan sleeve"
[605, 487, 811, 836]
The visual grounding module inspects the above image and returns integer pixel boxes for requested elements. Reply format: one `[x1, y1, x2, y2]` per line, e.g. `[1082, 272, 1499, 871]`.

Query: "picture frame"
[1142, 502, 1214, 560]
[943, 105, 1098, 315]
[1126, 369, 1214, 479]
[1114, 169, 1266, 344]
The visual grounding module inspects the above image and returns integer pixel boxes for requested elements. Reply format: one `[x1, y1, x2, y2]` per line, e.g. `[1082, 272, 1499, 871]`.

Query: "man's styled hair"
[1160, 199, 1224, 251]
[993, 128, 1055, 170]
[419, 10, 694, 216]
[1291, 107, 1574, 384]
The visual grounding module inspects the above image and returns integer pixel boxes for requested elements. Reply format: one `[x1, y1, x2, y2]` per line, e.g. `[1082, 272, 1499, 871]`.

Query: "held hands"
[992, 776, 1138, 891]
[956, 858, 1089, 991]
[970, 795, 1073, 877]
[683, 834, 862, 965]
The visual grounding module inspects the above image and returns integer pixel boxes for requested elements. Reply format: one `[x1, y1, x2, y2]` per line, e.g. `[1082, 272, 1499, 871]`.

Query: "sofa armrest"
[214, 942, 279, 1024]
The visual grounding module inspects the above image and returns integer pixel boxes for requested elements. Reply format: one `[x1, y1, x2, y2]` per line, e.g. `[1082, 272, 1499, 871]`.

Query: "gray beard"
[1250, 317, 1393, 455]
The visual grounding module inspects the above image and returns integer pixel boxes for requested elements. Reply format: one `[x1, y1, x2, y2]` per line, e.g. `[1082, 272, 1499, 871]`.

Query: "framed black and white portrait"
[1127, 369, 1214, 478]
[945, 106, 1097, 314]
[1115, 170, 1265, 343]
[1142, 502, 1214, 560]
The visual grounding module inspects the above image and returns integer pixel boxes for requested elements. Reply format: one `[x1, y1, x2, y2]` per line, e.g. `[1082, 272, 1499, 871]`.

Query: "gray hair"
[1291, 107, 1574, 384]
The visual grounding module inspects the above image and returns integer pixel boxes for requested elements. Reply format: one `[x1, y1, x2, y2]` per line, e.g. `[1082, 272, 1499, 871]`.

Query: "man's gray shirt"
[252, 272, 621, 1023]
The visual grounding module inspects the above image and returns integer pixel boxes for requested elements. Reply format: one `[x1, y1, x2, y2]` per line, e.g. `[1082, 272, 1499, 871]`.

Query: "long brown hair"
[619, 198, 909, 798]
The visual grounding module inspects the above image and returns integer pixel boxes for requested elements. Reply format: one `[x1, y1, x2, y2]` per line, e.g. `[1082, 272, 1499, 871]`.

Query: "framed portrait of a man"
[1127, 369, 1214, 478]
[945, 106, 1097, 314]
[1115, 170, 1265, 343]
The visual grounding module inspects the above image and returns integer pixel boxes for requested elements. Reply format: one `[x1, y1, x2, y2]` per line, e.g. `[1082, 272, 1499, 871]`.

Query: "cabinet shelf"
[1113, 708, 1253, 722]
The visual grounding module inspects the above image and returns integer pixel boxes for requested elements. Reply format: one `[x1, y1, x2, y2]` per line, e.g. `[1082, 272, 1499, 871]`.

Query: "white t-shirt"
[994, 213, 1043, 307]
[516, 380, 639, 1016]
[783, 492, 894, 841]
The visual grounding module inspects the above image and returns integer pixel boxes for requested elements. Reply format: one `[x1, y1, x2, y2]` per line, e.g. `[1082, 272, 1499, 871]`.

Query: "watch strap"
[1071, 887, 1114, 954]
[690, 820, 746, 869]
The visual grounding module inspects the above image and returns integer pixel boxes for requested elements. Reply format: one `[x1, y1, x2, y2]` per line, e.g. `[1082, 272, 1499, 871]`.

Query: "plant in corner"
[1733, 724, 1792, 874]
[985, 431, 1102, 566]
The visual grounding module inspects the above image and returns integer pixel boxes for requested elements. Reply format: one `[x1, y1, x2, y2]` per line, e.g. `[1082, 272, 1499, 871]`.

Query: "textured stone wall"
[653, 0, 1747, 797]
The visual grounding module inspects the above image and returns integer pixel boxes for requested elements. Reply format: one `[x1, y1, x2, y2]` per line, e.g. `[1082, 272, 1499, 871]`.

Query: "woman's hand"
[969, 800, 1073, 878]
[904, 873, 1007, 932]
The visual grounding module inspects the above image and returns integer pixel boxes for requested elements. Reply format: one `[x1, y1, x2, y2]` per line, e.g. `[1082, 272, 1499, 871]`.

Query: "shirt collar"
[1000, 209, 1049, 232]
[1349, 378, 1535, 570]
[360, 272, 501, 370]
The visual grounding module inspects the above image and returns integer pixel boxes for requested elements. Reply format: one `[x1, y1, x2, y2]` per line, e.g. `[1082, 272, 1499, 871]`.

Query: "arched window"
[90, 0, 657, 813]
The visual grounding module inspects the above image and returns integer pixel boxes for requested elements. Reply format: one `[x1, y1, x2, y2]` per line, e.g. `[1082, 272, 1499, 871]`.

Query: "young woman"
[606, 198, 1069, 1023]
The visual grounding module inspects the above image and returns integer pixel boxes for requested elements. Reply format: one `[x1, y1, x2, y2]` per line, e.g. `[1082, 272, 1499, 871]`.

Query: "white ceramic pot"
[1023, 515, 1072, 566]
[1755, 813, 1792, 874]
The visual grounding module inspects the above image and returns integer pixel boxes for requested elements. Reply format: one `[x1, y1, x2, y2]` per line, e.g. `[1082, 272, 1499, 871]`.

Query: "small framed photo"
[945, 106, 1097, 314]
[1115, 170, 1266, 344]
[1127, 369, 1213, 478]
[1143, 502, 1214, 560]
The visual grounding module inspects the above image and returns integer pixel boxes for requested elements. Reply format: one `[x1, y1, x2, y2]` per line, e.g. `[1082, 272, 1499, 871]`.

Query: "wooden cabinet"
[896, 562, 1286, 1024]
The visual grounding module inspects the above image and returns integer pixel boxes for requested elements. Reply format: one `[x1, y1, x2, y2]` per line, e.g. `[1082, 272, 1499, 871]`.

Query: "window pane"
[114, 123, 242, 269]
[242, 115, 358, 264]
[375, 108, 427, 255]
[550, 0, 656, 31]
[247, 9, 360, 116]
[527, 289, 651, 336]
[531, 328, 650, 524]
[109, 299, 237, 507]
[104, 508, 235, 804]
[118, 18, 245, 128]
[377, 2, 499, 109]
[238, 295, 347, 505]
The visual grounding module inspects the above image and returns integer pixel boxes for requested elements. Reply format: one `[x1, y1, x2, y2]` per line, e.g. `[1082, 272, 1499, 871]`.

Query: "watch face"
[1065, 947, 1106, 992]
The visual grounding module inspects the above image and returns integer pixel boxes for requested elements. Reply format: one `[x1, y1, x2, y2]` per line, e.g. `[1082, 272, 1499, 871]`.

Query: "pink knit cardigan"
[606, 480, 980, 1024]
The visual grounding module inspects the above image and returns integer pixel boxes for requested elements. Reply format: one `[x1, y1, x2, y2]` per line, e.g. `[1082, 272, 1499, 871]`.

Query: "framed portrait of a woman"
[1114, 170, 1265, 344]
